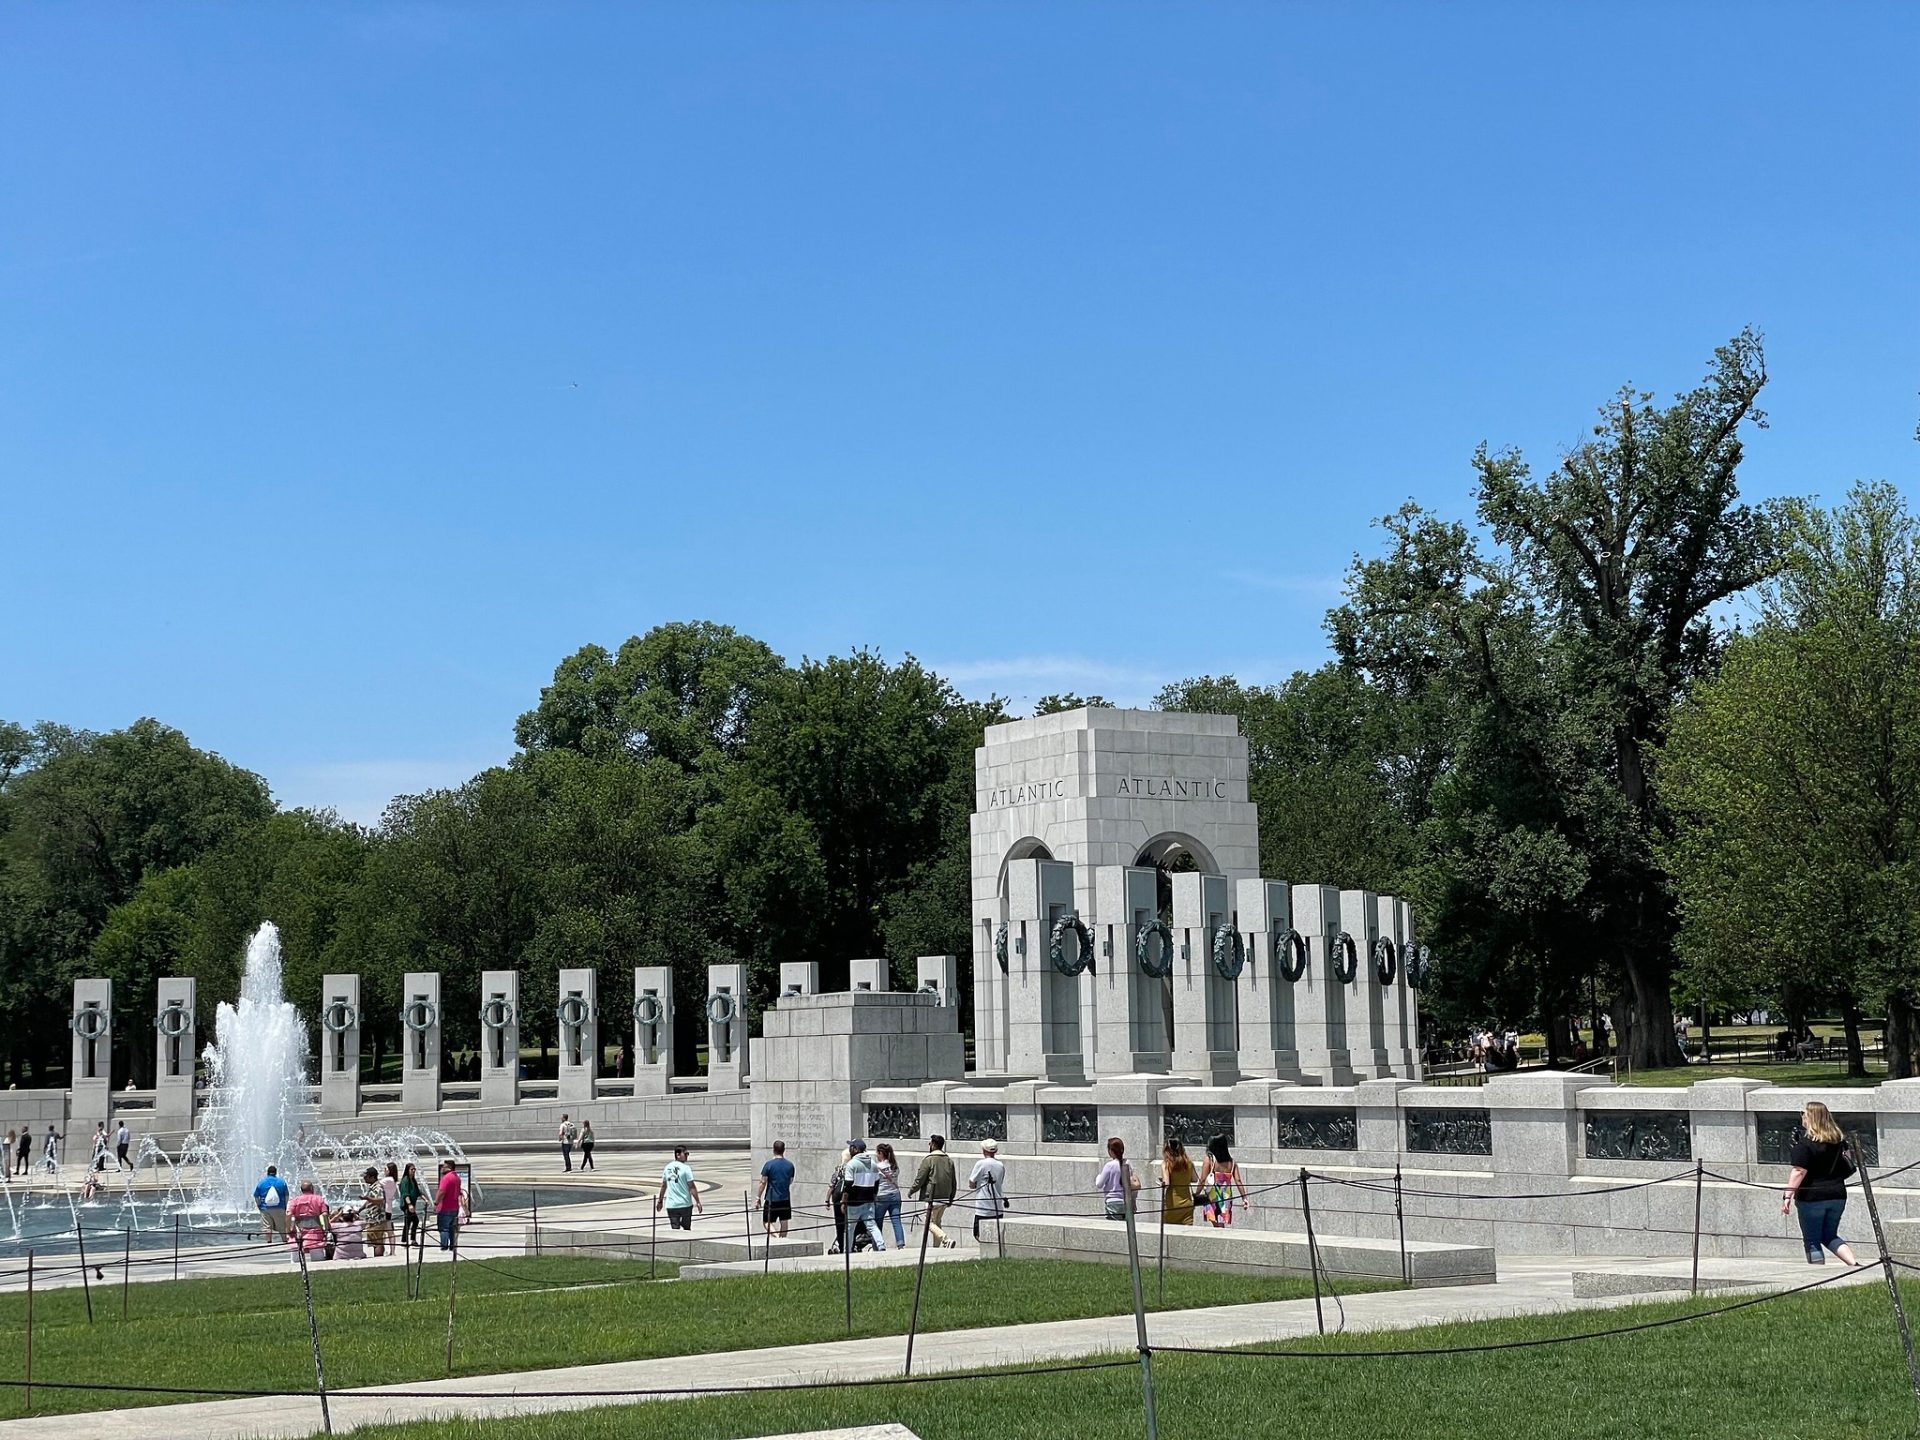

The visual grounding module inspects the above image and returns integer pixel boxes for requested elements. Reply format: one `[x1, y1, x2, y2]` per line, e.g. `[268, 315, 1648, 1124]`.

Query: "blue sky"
[4, 4, 1915, 823]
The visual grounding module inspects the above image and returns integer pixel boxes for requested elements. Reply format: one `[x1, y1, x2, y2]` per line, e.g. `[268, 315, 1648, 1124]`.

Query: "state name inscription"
[984, 774, 1227, 809]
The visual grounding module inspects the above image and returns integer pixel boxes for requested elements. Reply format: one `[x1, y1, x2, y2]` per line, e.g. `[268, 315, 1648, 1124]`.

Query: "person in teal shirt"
[655, 1145, 702, 1230]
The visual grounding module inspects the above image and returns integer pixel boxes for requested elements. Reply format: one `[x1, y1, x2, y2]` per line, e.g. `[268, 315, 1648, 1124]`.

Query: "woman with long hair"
[1161, 1138, 1195, 1225]
[873, 1141, 906, 1247]
[1781, 1102, 1861, 1266]
[1199, 1134, 1247, 1227]
[397, 1161, 423, 1249]
[1094, 1136, 1139, 1220]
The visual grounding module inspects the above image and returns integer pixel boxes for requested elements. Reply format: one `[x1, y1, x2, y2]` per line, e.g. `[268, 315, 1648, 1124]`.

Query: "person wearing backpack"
[841, 1138, 887, 1253]
[1781, 1101, 1862, 1266]
[558, 1115, 577, 1172]
[908, 1133, 959, 1249]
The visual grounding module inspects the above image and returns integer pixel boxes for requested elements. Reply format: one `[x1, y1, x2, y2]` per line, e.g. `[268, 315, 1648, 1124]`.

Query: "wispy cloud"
[273, 754, 503, 827]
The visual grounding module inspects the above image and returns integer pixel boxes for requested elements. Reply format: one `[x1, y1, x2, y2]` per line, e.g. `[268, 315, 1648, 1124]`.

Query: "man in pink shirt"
[434, 1159, 463, 1251]
[287, 1180, 332, 1255]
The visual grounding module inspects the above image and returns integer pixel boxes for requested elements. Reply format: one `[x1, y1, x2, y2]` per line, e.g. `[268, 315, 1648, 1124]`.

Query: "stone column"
[1290, 884, 1356, 1085]
[69, 978, 113, 1129]
[319, 974, 362, 1118]
[779, 962, 819, 998]
[479, 969, 520, 1108]
[973, 903, 1008, 1074]
[707, 963, 749, 1092]
[1171, 872, 1238, 1084]
[153, 977, 197, 1128]
[1234, 879, 1301, 1081]
[915, 955, 958, 1008]
[1485, 1071, 1610, 1178]
[1005, 858, 1087, 1082]
[399, 971, 442, 1113]
[1391, 898, 1422, 1076]
[1368, 893, 1412, 1078]
[1340, 889, 1391, 1078]
[631, 966, 674, 1096]
[850, 958, 892, 992]
[1092, 864, 1169, 1075]
[556, 967, 599, 1104]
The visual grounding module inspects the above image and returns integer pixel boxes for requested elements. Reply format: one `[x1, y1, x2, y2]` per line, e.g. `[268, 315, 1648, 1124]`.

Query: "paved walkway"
[0, 1254, 1877, 1440]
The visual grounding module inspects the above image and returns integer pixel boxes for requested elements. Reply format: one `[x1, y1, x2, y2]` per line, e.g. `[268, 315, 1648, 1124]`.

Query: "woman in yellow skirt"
[1160, 1138, 1196, 1225]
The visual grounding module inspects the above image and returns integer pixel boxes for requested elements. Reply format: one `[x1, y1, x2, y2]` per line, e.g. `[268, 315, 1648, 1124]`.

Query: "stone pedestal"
[69, 979, 113, 1129]
[1486, 1071, 1611, 1176]
[915, 955, 958, 1008]
[707, 963, 749, 1092]
[479, 969, 521, 1108]
[1172, 872, 1238, 1084]
[1234, 878, 1301, 1081]
[1092, 865, 1169, 1074]
[557, 967, 599, 1105]
[1340, 890, 1390, 1078]
[779, 962, 819, 998]
[400, 971, 442, 1112]
[1687, 1077, 1771, 1168]
[633, 966, 674, 1096]
[319, 974, 362, 1118]
[153, 977, 197, 1128]
[1005, 858, 1089, 1081]
[751, 990, 965, 1192]
[850, 957, 892, 993]
[1290, 884, 1356, 1085]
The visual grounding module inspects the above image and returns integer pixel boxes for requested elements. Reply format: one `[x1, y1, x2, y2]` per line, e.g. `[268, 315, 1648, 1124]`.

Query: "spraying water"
[195, 922, 311, 1210]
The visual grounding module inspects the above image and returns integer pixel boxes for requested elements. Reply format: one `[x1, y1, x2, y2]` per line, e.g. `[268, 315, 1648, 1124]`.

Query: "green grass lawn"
[1618, 1060, 1886, 1089]
[0, 1255, 1354, 1419]
[340, 1278, 1920, 1440]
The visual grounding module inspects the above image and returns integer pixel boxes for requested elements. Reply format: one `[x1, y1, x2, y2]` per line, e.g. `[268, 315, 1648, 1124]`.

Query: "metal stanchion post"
[1298, 1168, 1324, 1336]
[1690, 1160, 1704, 1297]
[74, 1221, 94, 1325]
[444, 1224, 461, 1377]
[745, 1187, 753, 1262]
[1119, 1161, 1160, 1440]
[904, 1200, 935, 1375]
[1156, 1180, 1167, 1306]
[1851, 1131, 1920, 1425]
[173, 1213, 180, 1282]
[121, 1228, 131, 1319]
[1394, 1163, 1409, 1288]
[25, 1250, 33, 1413]
[843, 1207, 854, 1334]
[295, 1234, 333, 1436]
[532, 1191, 540, 1258]
[649, 1193, 658, 1281]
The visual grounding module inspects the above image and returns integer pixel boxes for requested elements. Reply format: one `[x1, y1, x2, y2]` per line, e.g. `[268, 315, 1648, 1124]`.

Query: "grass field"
[340, 1277, 1920, 1440]
[0, 1254, 1357, 1419]
[1617, 1060, 1886, 1089]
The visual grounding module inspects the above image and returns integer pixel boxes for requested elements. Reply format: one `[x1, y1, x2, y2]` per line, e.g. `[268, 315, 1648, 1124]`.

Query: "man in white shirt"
[966, 1139, 1007, 1243]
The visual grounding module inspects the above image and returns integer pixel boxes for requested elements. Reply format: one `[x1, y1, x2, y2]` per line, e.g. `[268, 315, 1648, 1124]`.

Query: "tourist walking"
[579, 1120, 597, 1170]
[89, 1122, 109, 1173]
[1782, 1101, 1862, 1267]
[42, 1125, 60, 1174]
[13, 1126, 30, 1176]
[756, 1139, 795, 1238]
[115, 1120, 132, 1170]
[398, 1162, 423, 1249]
[1198, 1134, 1247, 1227]
[908, 1133, 959, 1248]
[656, 1145, 701, 1230]
[288, 1179, 332, 1256]
[358, 1167, 392, 1257]
[1161, 1138, 1196, 1225]
[434, 1159, 463, 1251]
[1094, 1136, 1140, 1220]
[841, 1139, 886, 1253]
[254, 1164, 291, 1243]
[872, 1142, 906, 1247]
[558, 1115, 577, 1172]
[966, 1139, 1007, 1243]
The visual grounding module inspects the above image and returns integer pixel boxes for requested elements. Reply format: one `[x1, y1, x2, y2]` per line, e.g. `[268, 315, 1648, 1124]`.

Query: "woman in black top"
[1780, 1101, 1861, 1266]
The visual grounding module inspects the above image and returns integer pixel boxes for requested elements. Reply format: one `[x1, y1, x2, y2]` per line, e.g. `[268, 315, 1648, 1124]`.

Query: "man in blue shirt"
[756, 1140, 797, 1238]
[655, 1145, 702, 1230]
[254, 1164, 290, 1244]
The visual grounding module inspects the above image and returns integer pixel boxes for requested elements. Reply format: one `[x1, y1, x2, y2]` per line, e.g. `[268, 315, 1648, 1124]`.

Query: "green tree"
[1331, 333, 1786, 1068]
[1663, 482, 1920, 1075]
[1033, 693, 1110, 715]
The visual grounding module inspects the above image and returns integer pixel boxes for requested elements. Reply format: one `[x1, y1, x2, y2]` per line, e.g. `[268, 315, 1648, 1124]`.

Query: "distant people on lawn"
[1095, 1136, 1139, 1220]
[398, 1162, 424, 1248]
[908, 1133, 959, 1249]
[289, 1179, 332, 1255]
[254, 1164, 291, 1242]
[1161, 1139, 1196, 1226]
[115, 1120, 132, 1170]
[840, 1139, 886, 1253]
[434, 1159, 463, 1250]
[966, 1139, 1007, 1242]
[757, 1140, 795, 1238]
[656, 1145, 701, 1230]
[558, 1115, 578, 1171]
[579, 1120, 597, 1170]
[872, 1142, 906, 1248]
[1199, 1135, 1246, 1227]
[1782, 1101, 1862, 1267]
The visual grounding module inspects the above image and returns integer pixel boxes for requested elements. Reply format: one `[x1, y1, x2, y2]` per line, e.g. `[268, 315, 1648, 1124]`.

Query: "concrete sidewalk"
[0, 1255, 1876, 1440]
